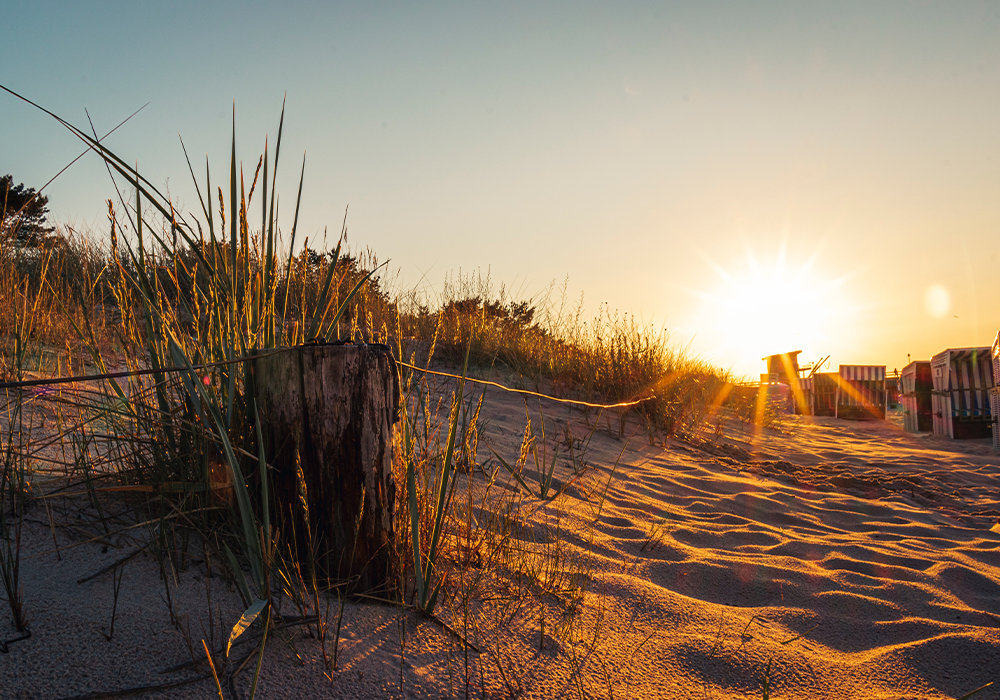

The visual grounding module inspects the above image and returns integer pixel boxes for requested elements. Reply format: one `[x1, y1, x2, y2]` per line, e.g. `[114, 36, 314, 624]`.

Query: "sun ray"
[689, 241, 856, 377]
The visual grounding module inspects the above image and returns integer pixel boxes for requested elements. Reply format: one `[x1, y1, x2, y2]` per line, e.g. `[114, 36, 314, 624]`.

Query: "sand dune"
[4, 382, 999, 699]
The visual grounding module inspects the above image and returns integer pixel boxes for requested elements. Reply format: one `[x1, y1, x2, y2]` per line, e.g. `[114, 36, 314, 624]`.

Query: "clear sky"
[3, 1, 999, 378]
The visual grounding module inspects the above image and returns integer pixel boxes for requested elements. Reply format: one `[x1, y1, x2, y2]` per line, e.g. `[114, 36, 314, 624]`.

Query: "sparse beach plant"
[0, 399, 30, 641]
[0, 91, 389, 695]
[0, 255, 40, 641]
[406, 345, 470, 615]
[0, 86, 780, 698]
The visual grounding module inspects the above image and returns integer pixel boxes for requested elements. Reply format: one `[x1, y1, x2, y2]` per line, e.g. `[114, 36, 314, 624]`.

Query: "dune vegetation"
[0, 106, 784, 698]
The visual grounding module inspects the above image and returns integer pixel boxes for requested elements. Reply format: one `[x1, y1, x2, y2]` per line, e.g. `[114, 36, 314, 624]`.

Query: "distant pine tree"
[1, 174, 55, 246]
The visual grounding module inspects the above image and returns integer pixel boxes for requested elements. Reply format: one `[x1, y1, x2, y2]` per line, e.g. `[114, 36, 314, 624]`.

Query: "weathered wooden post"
[253, 342, 400, 595]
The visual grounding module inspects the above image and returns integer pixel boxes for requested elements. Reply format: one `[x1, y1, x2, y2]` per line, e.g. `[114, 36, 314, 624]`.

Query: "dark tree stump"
[254, 343, 400, 595]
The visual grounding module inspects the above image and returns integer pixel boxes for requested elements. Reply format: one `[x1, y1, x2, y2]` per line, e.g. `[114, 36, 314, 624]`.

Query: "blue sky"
[3, 2, 999, 376]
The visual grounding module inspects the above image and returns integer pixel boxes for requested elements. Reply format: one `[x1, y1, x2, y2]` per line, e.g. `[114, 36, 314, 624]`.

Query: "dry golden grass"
[0, 105, 778, 698]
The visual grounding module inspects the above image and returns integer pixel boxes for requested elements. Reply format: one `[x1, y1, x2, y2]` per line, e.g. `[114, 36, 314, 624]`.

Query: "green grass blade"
[541, 449, 559, 500]
[205, 157, 216, 246]
[405, 418, 425, 605]
[179, 136, 212, 226]
[288, 153, 306, 265]
[230, 104, 238, 294]
[421, 344, 470, 612]
[226, 597, 268, 658]
[488, 446, 532, 496]
[260, 141, 271, 346]
[222, 542, 253, 608]
[248, 604, 271, 700]
[168, 337, 264, 593]
[322, 261, 389, 341]
[251, 393, 270, 544]
[267, 97, 285, 258]
[303, 238, 340, 341]
[303, 236, 342, 341]
[279, 154, 307, 332]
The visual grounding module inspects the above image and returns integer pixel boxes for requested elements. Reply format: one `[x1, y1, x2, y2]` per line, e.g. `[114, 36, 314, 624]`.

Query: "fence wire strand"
[1, 345, 654, 411]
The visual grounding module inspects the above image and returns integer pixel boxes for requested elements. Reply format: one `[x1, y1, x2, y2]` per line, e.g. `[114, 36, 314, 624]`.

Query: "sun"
[691, 243, 846, 377]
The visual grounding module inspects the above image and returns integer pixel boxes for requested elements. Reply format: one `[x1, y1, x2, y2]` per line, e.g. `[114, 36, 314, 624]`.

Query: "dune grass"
[0, 99, 786, 697]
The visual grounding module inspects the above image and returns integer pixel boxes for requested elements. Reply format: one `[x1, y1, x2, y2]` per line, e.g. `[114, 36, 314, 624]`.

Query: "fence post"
[254, 342, 400, 595]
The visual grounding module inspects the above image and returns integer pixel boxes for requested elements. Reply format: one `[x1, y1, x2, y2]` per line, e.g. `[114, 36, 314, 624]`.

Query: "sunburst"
[688, 240, 851, 377]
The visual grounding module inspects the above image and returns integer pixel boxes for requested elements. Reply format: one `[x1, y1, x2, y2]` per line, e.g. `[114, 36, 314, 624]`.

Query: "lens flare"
[924, 284, 950, 318]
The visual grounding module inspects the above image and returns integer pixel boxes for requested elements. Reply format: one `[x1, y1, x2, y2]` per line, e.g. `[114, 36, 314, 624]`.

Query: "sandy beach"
[4, 4, 999, 698]
[4, 378, 999, 700]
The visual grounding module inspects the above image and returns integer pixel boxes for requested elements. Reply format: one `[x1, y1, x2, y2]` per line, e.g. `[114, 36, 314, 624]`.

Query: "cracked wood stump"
[254, 343, 400, 595]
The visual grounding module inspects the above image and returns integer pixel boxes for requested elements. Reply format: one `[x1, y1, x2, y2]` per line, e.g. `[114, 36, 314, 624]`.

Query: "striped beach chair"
[991, 334, 1000, 450]
[901, 361, 932, 432]
[931, 347, 993, 440]
[835, 365, 887, 420]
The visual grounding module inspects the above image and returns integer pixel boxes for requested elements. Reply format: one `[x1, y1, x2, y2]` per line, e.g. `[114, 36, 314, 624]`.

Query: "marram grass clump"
[0, 92, 775, 698]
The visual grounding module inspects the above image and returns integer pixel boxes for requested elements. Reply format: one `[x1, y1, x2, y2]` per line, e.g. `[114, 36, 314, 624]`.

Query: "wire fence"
[2, 344, 654, 410]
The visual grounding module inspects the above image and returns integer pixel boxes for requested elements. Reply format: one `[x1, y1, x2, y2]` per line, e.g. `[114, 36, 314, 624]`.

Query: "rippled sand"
[5, 386, 999, 699]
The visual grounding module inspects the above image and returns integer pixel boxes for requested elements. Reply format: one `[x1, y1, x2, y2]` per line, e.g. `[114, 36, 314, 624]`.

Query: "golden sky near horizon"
[2, 2, 998, 378]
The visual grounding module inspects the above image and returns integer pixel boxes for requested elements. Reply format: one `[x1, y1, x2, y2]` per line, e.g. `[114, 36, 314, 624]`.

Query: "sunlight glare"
[693, 244, 845, 376]
[924, 284, 950, 318]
